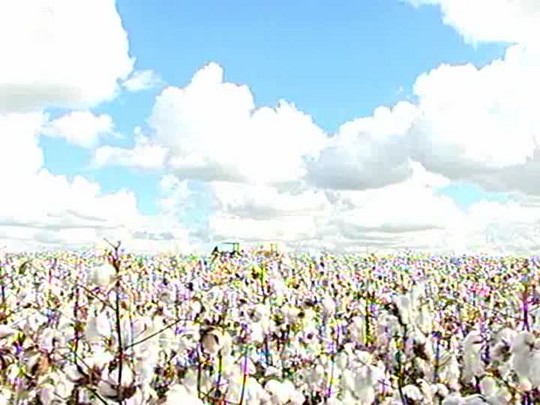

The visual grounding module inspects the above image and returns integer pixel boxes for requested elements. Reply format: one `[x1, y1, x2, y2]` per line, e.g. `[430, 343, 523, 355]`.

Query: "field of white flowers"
[0, 246, 539, 404]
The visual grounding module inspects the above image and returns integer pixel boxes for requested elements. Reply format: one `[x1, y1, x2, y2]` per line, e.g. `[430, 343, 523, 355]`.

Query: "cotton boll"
[227, 376, 267, 404]
[0, 325, 15, 339]
[265, 379, 290, 404]
[0, 388, 10, 405]
[200, 328, 232, 357]
[248, 321, 265, 344]
[85, 310, 112, 343]
[321, 295, 336, 317]
[438, 353, 460, 391]
[89, 263, 116, 288]
[38, 383, 55, 405]
[415, 304, 433, 335]
[528, 343, 540, 388]
[38, 327, 60, 352]
[479, 375, 497, 397]
[349, 316, 366, 345]
[441, 393, 465, 405]
[402, 384, 424, 402]
[511, 331, 537, 388]
[461, 330, 485, 384]
[165, 384, 203, 405]
[393, 295, 413, 326]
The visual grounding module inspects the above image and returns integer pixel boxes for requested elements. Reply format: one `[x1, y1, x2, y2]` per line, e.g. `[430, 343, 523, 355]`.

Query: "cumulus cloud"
[406, 0, 540, 45]
[0, 0, 196, 253]
[43, 111, 115, 148]
[0, 0, 133, 112]
[122, 69, 163, 92]
[0, 113, 143, 250]
[93, 129, 168, 169]
[307, 101, 419, 190]
[148, 63, 327, 185]
[7, 0, 540, 255]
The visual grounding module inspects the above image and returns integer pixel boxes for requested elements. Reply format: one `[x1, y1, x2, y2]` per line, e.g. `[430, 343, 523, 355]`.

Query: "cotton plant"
[1, 250, 540, 403]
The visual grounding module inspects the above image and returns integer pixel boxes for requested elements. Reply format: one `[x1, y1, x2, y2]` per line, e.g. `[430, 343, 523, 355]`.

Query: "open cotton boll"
[39, 383, 55, 405]
[415, 304, 433, 335]
[0, 388, 10, 405]
[401, 384, 424, 402]
[510, 331, 538, 389]
[461, 330, 485, 384]
[165, 384, 204, 405]
[247, 321, 265, 344]
[85, 310, 112, 343]
[265, 379, 302, 405]
[200, 328, 232, 357]
[88, 263, 116, 288]
[226, 376, 268, 404]
[321, 295, 336, 316]
[393, 295, 413, 325]
[0, 325, 16, 339]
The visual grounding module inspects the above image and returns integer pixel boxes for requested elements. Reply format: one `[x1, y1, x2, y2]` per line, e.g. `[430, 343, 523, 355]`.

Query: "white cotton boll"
[340, 368, 355, 392]
[336, 351, 350, 370]
[325, 397, 344, 405]
[479, 375, 498, 397]
[107, 362, 135, 387]
[402, 384, 424, 401]
[281, 379, 305, 405]
[528, 350, 540, 388]
[349, 316, 366, 344]
[201, 328, 231, 356]
[89, 263, 116, 288]
[0, 325, 15, 339]
[39, 383, 55, 405]
[265, 379, 287, 404]
[441, 393, 465, 405]
[511, 331, 535, 387]
[85, 310, 112, 343]
[415, 305, 433, 335]
[264, 366, 282, 379]
[165, 384, 203, 405]
[0, 388, 10, 405]
[38, 327, 58, 352]
[393, 295, 412, 325]
[54, 371, 75, 400]
[432, 383, 449, 399]
[355, 384, 376, 405]
[282, 306, 300, 326]
[253, 303, 270, 321]
[440, 353, 461, 391]
[321, 295, 336, 316]
[227, 376, 267, 404]
[248, 321, 265, 344]
[462, 330, 484, 384]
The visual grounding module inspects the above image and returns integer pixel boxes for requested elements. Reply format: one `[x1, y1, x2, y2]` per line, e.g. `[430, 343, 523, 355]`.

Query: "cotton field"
[1, 248, 540, 405]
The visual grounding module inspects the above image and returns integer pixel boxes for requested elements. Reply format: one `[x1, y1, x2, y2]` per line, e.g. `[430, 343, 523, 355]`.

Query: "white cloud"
[43, 111, 114, 148]
[0, 0, 197, 254]
[406, 0, 540, 45]
[122, 69, 163, 92]
[177, 151, 540, 255]
[0, 112, 193, 253]
[0, 0, 133, 112]
[149, 63, 327, 185]
[308, 101, 419, 190]
[93, 130, 168, 169]
[306, 43, 540, 195]
[4, 0, 539, 255]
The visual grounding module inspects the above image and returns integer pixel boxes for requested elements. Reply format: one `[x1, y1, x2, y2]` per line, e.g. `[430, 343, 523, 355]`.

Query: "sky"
[1, 0, 540, 255]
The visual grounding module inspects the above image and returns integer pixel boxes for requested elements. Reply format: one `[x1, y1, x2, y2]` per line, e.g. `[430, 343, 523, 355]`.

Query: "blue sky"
[7, 0, 538, 253]
[40, 0, 510, 216]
